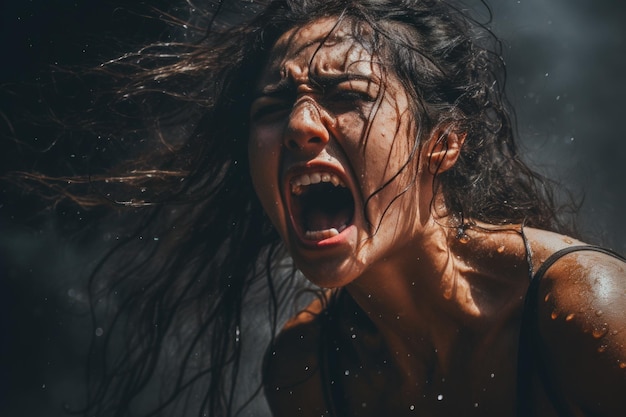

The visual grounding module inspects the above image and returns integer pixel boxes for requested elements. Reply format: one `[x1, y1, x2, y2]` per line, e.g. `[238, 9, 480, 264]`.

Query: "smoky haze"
[1, 1, 625, 416]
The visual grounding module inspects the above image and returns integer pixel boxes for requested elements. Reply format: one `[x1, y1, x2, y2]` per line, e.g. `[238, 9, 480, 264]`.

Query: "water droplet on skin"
[620, 362, 626, 369]
[566, 313, 575, 321]
[595, 310, 603, 317]
[544, 293, 551, 302]
[598, 345, 607, 353]
[458, 235, 470, 244]
[564, 238, 573, 244]
[497, 245, 505, 253]
[437, 394, 444, 401]
[592, 327, 609, 339]
[551, 311, 559, 320]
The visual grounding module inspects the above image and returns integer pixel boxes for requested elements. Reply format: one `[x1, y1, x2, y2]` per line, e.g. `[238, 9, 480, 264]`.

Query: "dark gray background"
[1, 0, 624, 416]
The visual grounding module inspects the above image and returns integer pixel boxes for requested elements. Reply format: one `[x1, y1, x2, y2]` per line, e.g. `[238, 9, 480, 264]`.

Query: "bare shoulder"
[263, 293, 330, 417]
[530, 234, 626, 415]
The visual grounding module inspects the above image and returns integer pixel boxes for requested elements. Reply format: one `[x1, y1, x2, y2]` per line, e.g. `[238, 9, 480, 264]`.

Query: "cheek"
[360, 106, 416, 189]
[248, 128, 284, 223]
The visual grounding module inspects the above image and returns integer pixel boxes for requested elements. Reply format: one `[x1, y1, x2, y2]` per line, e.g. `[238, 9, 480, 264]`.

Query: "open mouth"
[289, 171, 355, 241]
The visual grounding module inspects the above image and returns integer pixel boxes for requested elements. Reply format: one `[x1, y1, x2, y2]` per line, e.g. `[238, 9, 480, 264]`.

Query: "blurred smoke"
[1, 1, 624, 416]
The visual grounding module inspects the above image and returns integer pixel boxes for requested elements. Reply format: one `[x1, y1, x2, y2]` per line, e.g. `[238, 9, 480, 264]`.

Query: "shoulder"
[263, 293, 331, 417]
[530, 238, 626, 414]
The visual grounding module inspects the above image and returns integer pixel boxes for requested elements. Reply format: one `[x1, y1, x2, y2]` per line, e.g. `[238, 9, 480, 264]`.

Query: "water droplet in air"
[409, 405, 415, 411]
[344, 370, 350, 376]
[597, 345, 607, 353]
[362, 402, 367, 408]
[544, 293, 551, 302]
[437, 394, 444, 401]
[565, 313, 575, 321]
[474, 402, 479, 408]
[619, 362, 626, 369]
[551, 311, 559, 320]
[95, 328, 104, 337]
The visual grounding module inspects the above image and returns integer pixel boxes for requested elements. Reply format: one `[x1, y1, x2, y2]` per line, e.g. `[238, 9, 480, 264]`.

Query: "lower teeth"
[304, 225, 346, 240]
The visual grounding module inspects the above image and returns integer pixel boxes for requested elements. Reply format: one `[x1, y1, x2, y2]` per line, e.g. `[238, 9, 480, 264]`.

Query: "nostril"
[286, 137, 324, 151]
[286, 139, 299, 150]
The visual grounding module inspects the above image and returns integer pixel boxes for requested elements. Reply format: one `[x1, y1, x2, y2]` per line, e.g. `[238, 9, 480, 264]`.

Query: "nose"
[283, 98, 331, 155]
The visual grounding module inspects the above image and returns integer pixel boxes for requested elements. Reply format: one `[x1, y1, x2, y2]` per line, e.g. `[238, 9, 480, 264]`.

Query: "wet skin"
[248, 18, 626, 417]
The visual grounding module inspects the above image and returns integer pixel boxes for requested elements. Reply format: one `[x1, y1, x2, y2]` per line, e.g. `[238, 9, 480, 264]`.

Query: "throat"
[296, 182, 354, 236]
[303, 204, 352, 232]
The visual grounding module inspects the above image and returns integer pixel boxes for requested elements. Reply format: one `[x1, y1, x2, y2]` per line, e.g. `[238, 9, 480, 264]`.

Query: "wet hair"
[5, 0, 572, 416]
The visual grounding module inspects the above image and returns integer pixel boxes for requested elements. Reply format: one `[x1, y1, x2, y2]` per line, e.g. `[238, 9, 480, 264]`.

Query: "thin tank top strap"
[516, 245, 626, 417]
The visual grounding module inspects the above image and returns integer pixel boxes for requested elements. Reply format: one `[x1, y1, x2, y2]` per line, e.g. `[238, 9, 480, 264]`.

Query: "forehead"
[258, 18, 379, 86]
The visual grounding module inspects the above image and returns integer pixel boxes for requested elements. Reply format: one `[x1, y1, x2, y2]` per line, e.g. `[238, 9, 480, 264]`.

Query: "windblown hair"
[5, 0, 572, 416]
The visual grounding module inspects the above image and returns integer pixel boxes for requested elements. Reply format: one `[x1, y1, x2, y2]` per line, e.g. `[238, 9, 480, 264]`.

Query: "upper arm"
[263, 297, 329, 417]
[537, 251, 626, 415]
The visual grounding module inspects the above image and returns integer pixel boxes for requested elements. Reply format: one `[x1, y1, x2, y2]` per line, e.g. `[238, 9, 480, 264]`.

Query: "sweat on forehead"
[261, 17, 380, 86]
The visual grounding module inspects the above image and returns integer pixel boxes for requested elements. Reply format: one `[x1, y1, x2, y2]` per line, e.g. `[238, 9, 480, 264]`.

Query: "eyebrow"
[254, 73, 376, 100]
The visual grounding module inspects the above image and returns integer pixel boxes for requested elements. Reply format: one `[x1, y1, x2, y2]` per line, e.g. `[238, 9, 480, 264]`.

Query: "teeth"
[290, 172, 346, 195]
[305, 228, 339, 240]
[304, 224, 347, 241]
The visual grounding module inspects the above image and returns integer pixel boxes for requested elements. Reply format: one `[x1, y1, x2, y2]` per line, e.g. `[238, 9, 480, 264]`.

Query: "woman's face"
[248, 18, 435, 287]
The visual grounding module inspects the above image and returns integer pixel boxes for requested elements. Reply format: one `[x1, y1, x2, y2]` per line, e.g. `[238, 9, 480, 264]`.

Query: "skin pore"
[249, 17, 626, 417]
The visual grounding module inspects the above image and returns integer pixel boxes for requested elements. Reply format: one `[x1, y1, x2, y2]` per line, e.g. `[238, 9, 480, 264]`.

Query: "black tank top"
[319, 245, 626, 417]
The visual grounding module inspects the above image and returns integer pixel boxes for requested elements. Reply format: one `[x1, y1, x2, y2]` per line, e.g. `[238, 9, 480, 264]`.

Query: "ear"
[426, 126, 467, 175]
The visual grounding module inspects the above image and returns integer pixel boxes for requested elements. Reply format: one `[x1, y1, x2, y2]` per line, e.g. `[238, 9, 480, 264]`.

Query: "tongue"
[304, 205, 352, 232]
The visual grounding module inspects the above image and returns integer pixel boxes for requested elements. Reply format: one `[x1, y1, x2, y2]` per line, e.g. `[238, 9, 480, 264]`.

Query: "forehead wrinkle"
[263, 18, 379, 86]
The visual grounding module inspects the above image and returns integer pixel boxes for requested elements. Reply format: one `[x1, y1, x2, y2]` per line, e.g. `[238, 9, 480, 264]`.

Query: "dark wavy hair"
[4, 0, 572, 416]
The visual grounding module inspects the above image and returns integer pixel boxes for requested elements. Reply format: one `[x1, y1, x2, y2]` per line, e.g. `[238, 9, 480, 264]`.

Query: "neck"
[343, 219, 528, 376]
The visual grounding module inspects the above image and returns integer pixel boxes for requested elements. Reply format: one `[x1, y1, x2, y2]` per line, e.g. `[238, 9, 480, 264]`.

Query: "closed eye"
[327, 89, 376, 103]
[250, 97, 291, 122]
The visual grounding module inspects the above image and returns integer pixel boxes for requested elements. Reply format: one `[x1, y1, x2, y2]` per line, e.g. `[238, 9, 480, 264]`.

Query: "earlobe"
[426, 127, 467, 175]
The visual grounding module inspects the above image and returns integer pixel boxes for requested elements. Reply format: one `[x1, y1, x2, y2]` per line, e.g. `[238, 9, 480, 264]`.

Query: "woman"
[247, 3, 626, 417]
[6, 0, 625, 416]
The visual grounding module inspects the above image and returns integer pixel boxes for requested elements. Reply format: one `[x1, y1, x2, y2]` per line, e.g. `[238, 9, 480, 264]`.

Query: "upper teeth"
[290, 172, 345, 195]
